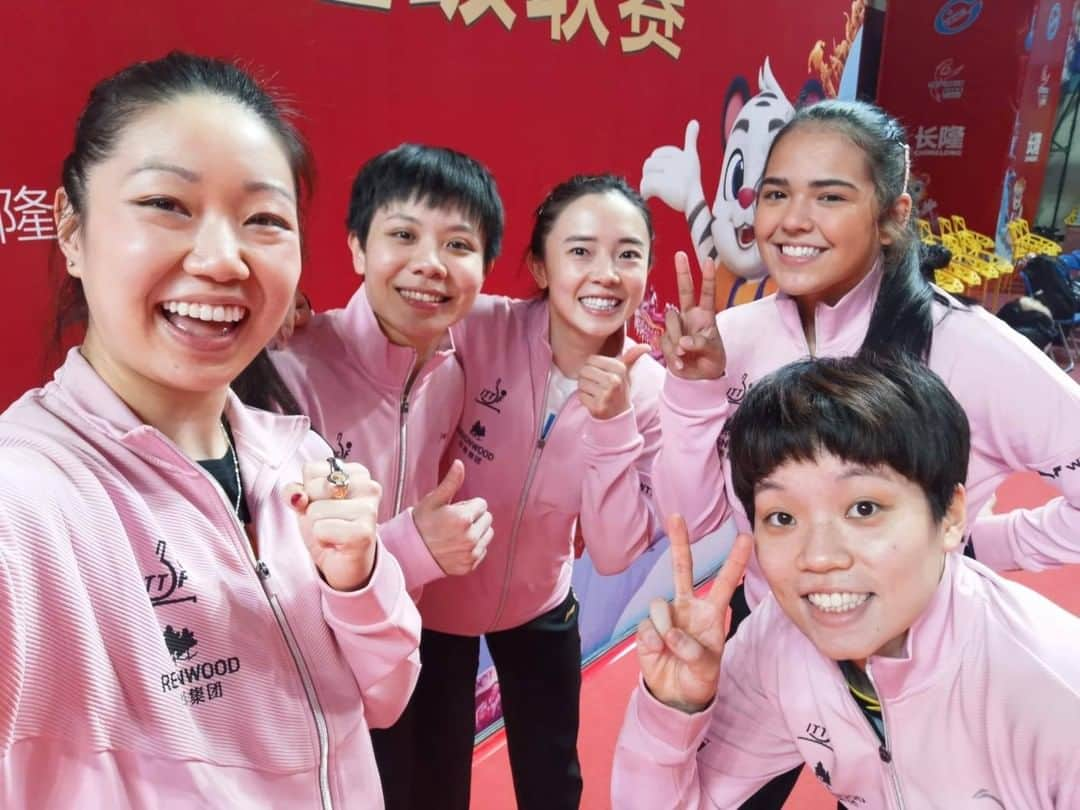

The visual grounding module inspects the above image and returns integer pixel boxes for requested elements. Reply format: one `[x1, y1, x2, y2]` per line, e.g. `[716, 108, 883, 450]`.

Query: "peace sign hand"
[660, 251, 727, 380]
[637, 515, 752, 714]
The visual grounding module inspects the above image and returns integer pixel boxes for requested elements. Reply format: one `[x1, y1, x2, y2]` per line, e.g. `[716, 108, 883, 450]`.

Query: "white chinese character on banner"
[618, 0, 685, 59]
[914, 126, 939, 153]
[0, 186, 56, 244]
[527, 0, 610, 45]
[412, 0, 515, 29]
[938, 125, 965, 154]
[1025, 131, 1044, 162]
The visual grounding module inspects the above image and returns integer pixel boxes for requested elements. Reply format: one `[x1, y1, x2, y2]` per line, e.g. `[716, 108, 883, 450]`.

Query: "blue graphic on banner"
[1048, 3, 1062, 41]
[934, 0, 983, 36]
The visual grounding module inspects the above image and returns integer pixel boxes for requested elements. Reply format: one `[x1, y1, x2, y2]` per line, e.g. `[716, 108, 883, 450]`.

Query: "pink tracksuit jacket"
[655, 264, 1080, 606]
[272, 287, 459, 592]
[417, 294, 665, 635]
[0, 349, 421, 809]
[612, 554, 1080, 808]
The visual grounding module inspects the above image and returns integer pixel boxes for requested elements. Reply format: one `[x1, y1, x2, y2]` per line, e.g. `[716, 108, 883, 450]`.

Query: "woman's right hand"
[661, 251, 727, 380]
[638, 515, 752, 714]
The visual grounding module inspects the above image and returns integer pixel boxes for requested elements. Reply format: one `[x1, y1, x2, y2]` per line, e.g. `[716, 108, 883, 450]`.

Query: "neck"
[79, 339, 229, 461]
[548, 315, 622, 378]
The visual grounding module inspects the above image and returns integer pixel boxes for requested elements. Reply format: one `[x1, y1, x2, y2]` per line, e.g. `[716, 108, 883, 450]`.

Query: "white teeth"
[580, 296, 621, 311]
[162, 301, 247, 323]
[807, 592, 870, 613]
[781, 245, 824, 258]
[399, 289, 446, 304]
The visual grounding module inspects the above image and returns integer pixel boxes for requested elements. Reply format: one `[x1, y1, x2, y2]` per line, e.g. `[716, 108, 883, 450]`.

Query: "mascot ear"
[796, 79, 826, 109]
[720, 76, 752, 150]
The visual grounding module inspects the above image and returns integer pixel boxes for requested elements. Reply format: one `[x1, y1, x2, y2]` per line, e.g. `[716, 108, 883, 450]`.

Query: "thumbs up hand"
[412, 460, 494, 576]
[577, 344, 651, 421]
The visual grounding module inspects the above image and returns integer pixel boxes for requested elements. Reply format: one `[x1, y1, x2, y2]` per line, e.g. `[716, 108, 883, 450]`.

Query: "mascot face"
[710, 59, 795, 280]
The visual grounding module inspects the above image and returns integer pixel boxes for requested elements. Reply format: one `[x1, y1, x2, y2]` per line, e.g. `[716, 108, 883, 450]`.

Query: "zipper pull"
[256, 560, 271, 580]
[878, 744, 892, 763]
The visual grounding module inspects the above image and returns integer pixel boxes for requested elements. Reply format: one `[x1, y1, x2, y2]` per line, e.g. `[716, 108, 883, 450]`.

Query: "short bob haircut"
[726, 354, 970, 524]
[345, 143, 504, 266]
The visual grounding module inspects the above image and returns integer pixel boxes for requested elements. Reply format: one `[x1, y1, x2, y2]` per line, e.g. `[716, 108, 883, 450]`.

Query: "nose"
[796, 518, 853, 574]
[589, 256, 620, 285]
[184, 216, 248, 283]
[779, 194, 813, 234]
[408, 237, 448, 280]
[737, 186, 756, 210]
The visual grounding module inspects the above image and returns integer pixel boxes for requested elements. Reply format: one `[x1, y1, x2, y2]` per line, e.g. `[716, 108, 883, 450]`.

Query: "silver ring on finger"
[326, 456, 350, 500]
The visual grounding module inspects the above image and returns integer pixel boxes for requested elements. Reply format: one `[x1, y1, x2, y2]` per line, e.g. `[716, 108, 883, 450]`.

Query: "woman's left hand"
[577, 345, 651, 420]
[285, 460, 382, 591]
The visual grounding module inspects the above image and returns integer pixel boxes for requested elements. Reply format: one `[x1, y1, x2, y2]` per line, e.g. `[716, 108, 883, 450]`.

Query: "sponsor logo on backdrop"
[1038, 65, 1052, 107]
[1025, 132, 1045, 163]
[929, 58, 965, 101]
[913, 124, 967, 157]
[934, 0, 982, 36]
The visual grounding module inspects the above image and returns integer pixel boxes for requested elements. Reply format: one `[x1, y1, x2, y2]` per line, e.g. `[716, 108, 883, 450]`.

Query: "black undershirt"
[197, 425, 251, 525]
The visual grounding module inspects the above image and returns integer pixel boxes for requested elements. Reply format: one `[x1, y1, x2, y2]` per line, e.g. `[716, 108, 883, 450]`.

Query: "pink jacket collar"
[341, 286, 457, 389]
[773, 259, 884, 354]
[867, 552, 969, 700]
[50, 348, 312, 499]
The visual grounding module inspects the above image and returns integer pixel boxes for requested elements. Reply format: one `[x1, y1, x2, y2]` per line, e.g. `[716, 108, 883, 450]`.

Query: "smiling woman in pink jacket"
[614, 354, 1080, 809]
[397, 175, 665, 810]
[0, 53, 420, 809]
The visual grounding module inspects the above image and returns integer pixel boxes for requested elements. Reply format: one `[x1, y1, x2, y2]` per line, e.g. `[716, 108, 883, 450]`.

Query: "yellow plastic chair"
[1008, 218, 1062, 259]
[950, 215, 996, 253]
[1065, 207, 1078, 227]
[934, 269, 965, 295]
[917, 218, 941, 245]
[946, 256, 982, 290]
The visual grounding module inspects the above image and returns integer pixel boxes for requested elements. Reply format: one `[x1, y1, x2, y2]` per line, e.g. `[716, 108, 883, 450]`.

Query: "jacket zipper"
[201, 467, 334, 810]
[393, 367, 420, 515]
[865, 666, 905, 810]
[488, 369, 555, 630]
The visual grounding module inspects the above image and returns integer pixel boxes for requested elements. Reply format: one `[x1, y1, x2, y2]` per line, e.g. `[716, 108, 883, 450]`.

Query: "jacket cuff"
[632, 677, 714, 757]
[320, 540, 408, 628]
[662, 374, 731, 417]
[379, 509, 446, 590]
[969, 513, 1015, 571]
[582, 405, 641, 454]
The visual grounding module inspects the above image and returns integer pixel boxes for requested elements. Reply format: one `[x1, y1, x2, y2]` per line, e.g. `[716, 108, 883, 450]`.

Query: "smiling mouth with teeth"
[806, 592, 871, 613]
[780, 244, 826, 258]
[398, 288, 450, 304]
[579, 296, 622, 313]
[162, 301, 247, 323]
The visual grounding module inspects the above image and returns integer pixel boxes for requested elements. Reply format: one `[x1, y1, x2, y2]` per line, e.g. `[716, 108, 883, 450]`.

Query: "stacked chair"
[1007, 217, 1063, 262]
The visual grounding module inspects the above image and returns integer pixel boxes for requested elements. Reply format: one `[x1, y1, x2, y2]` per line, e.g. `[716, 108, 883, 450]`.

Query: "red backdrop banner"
[3, 0, 863, 408]
[876, 0, 1073, 244]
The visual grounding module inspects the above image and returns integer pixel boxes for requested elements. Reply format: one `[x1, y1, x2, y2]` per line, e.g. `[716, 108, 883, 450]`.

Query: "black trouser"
[374, 590, 583, 810]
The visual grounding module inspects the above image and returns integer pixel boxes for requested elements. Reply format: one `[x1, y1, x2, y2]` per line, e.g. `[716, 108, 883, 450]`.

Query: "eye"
[247, 212, 291, 229]
[619, 248, 644, 261]
[569, 246, 589, 257]
[763, 511, 796, 528]
[846, 500, 880, 519]
[723, 148, 745, 199]
[138, 196, 187, 215]
[819, 193, 846, 203]
[447, 238, 476, 252]
[759, 188, 785, 202]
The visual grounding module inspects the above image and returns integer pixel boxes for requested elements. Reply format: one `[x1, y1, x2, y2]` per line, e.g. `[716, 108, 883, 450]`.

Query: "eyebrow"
[383, 212, 477, 232]
[755, 464, 894, 493]
[564, 235, 647, 247]
[759, 176, 859, 191]
[128, 162, 295, 203]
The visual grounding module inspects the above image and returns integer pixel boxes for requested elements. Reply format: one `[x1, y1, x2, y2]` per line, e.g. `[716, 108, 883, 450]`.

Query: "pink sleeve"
[377, 509, 445, 593]
[652, 373, 736, 541]
[955, 316, 1080, 571]
[319, 541, 421, 729]
[612, 615, 804, 808]
[0, 544, 20, 756]
[577, 392, 662, 575]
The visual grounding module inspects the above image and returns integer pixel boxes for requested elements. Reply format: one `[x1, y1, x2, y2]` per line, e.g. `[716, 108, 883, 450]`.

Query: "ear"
[347, 232, 365, 278]
[527, 254, 548, 290]
[482, 259, 496, 282]
[720, 76, 752, 149]
[940, 483, 967, 553]
[54, 188, 82, 277]
[879, 193, 913, 246]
